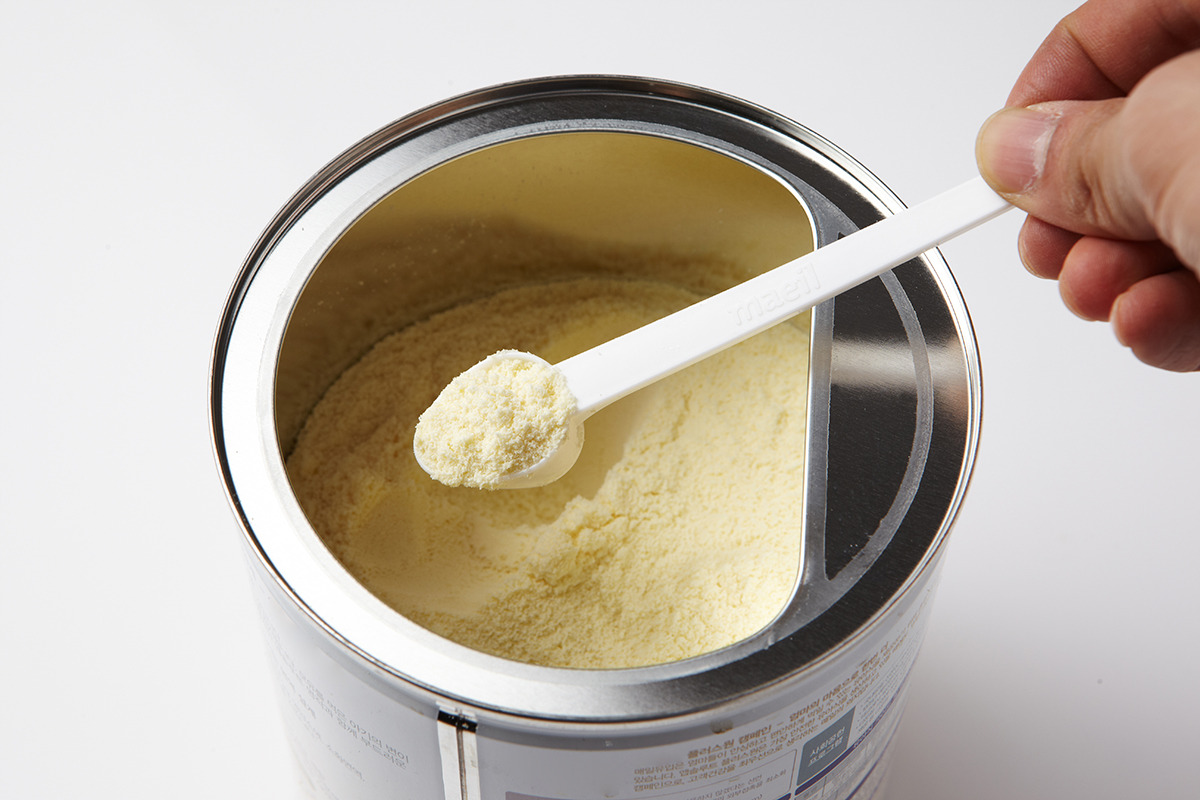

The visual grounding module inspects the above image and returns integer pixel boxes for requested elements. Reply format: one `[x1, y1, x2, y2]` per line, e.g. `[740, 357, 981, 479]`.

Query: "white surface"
[2, 1, 1197, 798]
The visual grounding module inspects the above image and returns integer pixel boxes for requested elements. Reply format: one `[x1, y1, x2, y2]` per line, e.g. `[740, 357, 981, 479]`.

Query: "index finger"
[1010, 0, 1200, 106]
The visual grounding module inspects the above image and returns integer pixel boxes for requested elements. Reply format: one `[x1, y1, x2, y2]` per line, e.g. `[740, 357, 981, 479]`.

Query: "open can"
[211, 76, 981, 800]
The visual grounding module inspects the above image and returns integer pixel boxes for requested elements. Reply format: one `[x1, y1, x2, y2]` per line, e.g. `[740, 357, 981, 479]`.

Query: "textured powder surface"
[413, 352, 575, 489]
[287, 278, 810, 669]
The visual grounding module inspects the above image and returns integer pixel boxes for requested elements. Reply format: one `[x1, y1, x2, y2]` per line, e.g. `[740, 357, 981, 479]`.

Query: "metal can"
[211, 76, 981, 800]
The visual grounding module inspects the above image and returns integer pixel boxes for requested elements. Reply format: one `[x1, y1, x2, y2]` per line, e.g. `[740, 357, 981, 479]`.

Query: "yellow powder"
[287, 278, 809, 669]
[413, 351, 575, 489]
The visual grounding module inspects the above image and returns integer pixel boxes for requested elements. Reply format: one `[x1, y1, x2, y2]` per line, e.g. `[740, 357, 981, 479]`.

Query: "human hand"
[975, 0, 1200, 371]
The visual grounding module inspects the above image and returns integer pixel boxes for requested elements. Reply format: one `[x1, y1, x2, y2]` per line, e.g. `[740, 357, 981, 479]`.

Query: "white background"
[3, 1, 1198, 797]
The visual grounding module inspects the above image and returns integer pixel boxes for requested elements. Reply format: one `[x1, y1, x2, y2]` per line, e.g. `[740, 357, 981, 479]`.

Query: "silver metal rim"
[210, 75, 981, 724]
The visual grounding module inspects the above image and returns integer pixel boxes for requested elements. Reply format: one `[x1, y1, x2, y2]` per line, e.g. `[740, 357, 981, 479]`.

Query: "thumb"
[976, 50, 1200, 270]
[975, 98, 1154, 241]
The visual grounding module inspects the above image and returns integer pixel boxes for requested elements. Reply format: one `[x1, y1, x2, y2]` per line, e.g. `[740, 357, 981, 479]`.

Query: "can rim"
[210, 75, 981, 724]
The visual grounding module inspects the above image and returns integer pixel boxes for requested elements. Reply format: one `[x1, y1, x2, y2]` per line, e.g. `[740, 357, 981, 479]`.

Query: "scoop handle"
[557, 176, 1012, 415]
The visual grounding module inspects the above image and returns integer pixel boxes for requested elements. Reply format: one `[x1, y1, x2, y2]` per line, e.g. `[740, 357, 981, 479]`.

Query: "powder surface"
[413, 351, 575, 489]
[287, 278, 810, 669]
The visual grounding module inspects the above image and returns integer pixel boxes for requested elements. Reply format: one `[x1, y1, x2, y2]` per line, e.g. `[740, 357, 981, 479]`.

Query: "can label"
[253, 555, 935, 800]
[250, 566, 444, 799]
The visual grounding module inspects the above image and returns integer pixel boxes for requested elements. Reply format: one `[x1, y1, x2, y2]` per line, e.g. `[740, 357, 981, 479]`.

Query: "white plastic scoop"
[417, 176, 1012, 489]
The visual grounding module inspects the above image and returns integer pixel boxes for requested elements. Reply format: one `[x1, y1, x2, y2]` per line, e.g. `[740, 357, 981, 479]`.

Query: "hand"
[975, 0, 1200, 371]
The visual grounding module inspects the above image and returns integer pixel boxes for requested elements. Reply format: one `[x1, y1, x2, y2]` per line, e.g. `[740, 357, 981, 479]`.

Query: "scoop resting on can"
[415, 176, 1011, 490]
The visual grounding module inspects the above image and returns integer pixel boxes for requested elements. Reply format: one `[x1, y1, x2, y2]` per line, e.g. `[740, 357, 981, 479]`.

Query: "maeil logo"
[728, 262, 821, 326]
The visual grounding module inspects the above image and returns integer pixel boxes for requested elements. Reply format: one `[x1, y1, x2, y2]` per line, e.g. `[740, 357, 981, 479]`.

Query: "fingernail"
[976, 106, 1058, 193]
[1111, 295, 1130, 346]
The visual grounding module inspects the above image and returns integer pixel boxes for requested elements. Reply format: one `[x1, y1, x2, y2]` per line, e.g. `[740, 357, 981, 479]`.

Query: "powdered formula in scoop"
[414, 351, 576, 489]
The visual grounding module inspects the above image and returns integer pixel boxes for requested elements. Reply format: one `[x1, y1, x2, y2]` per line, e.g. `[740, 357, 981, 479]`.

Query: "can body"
[249, 547, 941, 800]
[212, 76, 981, 800]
